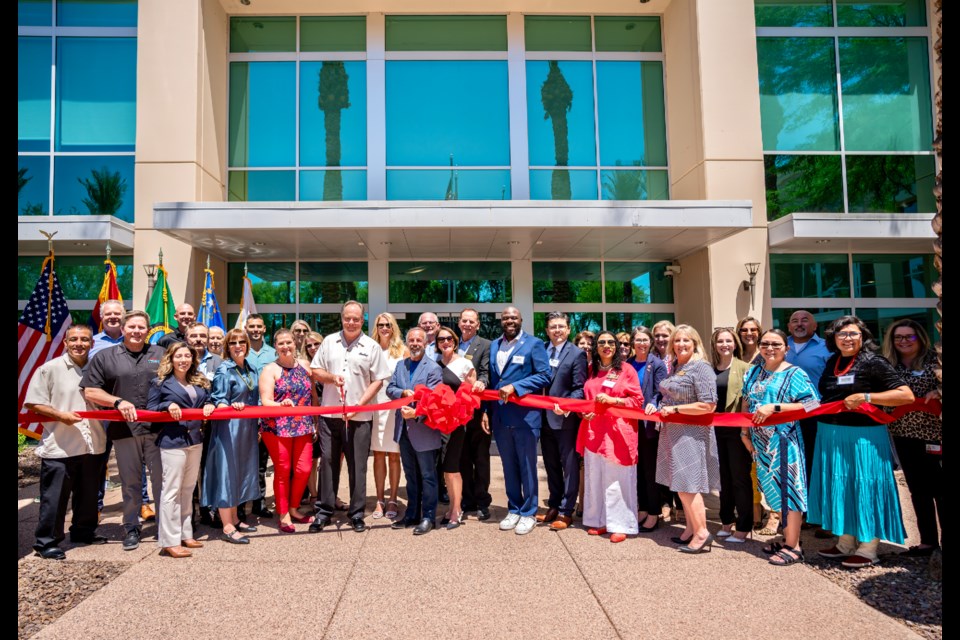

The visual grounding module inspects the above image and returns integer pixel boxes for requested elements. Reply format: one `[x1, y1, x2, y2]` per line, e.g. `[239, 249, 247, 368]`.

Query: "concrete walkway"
[19, 456, 922, 640]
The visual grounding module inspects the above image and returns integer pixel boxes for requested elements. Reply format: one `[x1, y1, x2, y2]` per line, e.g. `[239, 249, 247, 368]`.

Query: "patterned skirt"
[655, 422, 720, 494]
[751, 420, 806, 513]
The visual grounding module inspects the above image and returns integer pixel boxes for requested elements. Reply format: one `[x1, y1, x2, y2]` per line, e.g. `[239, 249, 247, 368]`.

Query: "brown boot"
[550, 515, 573, 531]
[140, 504, 156, 522]
[161, 546, 192, 558]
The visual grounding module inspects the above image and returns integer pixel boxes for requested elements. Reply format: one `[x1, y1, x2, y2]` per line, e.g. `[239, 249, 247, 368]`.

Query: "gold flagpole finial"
[206, 254, 211, 270]
[39, 230, 57, 253]
[105, 241, 112, 261]
[244, 262, 248, 278]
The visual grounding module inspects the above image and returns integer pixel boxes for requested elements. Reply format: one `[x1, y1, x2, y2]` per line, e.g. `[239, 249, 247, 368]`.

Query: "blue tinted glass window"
[229, 62, 296, 167]
[600, 169, 669, 200]
[604, 262, 674, 304]
[19, 156, 50, 215]
[386, 61, 510, 166]
[19, 37, 51, 152]
[529, 169, 598, 200]
[386, 170, 510, 200]
[300, 170, 367, 201]
[56, 38, 137, 151]
[227, 171, 295, 201]
[227, 263, 296, 305]
[54, 155, 134, 221]
[57, 0, 137, 26]
[597, 61, 667, 167]
[300, 61, 366, 167]
[19, 0, 52, 25]
[526, 61, 596, 167]
[770, 253, 850, 298]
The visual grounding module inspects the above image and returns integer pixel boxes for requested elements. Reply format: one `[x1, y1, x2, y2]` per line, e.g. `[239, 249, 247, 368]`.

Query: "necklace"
[233, 364, 255, 391]
[833, 353, 857, 377]
[598, 362, 614, 371]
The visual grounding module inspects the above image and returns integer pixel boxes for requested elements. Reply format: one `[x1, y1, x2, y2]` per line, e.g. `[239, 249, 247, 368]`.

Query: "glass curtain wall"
[17, 255, 134, 326]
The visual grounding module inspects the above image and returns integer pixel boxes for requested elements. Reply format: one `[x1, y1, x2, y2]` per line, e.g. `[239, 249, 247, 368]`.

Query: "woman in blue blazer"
[630, 327, 669, 532]
[147, 342, 215, 558]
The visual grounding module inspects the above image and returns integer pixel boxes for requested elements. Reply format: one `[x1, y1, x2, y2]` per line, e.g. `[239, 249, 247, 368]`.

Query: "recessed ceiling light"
[405, 266, 427, 275]
[252, 241, 266, 246]
[535, 240, 543, 245]
[635, 241, 645, 246]
[73, 242, 88, 247]
[357, 241, 365, 246]
[816, 239, 831, 245]
[507, 241, 520, 245]
[380, 241, 393, 246]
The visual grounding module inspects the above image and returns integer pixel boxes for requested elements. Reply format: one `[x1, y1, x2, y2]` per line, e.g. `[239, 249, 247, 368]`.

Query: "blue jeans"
[398, 429, 439, 523]
[493, 423, 540, 517]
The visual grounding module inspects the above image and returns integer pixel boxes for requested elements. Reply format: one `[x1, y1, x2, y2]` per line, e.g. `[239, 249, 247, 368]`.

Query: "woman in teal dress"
[741, 329, 818, 566]
[204, 327, 261, 544]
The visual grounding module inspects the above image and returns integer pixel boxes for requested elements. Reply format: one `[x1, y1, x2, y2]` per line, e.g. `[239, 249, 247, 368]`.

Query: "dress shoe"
[536, 508, 559, 524]
[587, 527, 607, 536]
[476, 507, 491, 521]
[220, 529, 250, 545]
[236, 522, 257, 533]
[71, 534, 108, 545]
[122, 529, 141, 551]
[308, 515, 330, 532]
[181, 539, 204, 549]
[37, 546, 66, 560]
[670, 535, 693, 545]
[140, 504, 156, 522]
[392, 519, 417, 530]
[549, 515, 573, 531]
[900, 545, 937, 557]
[252, 505, 274, 519]
[678, 534, 714, 554]
[413, 518, 435, 535]
[160, 546, 192, 558]
[637, 520, 659, 533]
[351, 517, 367, 533]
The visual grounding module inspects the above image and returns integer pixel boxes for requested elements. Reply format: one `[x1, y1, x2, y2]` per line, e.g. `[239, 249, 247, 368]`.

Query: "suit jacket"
[146, 376, 211, 449]
[543, 341, 588, 430]
[640, 353, 669, 438]
[722, 357, 752, 414]
[460, 336, 491, 387]
[386, 357, 443, 452]
[489, 331, 552, 431]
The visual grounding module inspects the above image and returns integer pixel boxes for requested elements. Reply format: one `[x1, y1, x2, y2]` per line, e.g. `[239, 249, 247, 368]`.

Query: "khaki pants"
[157, 444, 202, 548]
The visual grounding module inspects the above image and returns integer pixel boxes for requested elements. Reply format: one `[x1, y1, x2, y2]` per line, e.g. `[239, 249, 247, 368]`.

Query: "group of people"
[26, 298, 941, 569]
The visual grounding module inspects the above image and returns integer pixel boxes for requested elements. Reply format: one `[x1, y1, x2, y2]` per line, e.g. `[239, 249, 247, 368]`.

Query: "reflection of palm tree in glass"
[541, 61, 573, 200]
[79, 167, 127, 215]
[18, 167, 31, 195]
[318, 62, 350, 201]
[602, 164, 646, 200]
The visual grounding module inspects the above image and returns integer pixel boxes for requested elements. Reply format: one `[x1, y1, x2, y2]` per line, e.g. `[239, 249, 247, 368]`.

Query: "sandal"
[756, 512, 781, 536]
[768, 546, 804, 566]
[372, 501, 385, 519]
[385, 501, 399, 519]
[762, 541, 784, 555]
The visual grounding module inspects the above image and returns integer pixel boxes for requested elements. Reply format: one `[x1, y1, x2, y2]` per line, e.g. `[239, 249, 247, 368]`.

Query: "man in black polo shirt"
[81, 310, 166, 551]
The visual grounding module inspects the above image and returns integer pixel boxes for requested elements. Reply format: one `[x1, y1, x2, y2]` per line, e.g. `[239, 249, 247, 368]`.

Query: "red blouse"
[576, 364, 644, 466]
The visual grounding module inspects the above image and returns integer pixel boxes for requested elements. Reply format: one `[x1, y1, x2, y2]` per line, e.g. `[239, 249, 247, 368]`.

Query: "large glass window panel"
[19, 255, 133, 301]
[54, 155, 134, 220]
[226, 313, 296, 344]
[764, 155, 843, 220]
[386, 170, 511, 200]
[754, 0, 833, 27]
[526, 61, 596, 168]
[393, 312, 499, 340]
[300, 171, 367, 201]
[18, 156, 49, 215]
[529, 170, 598, 200]
[845, 155, 936, 213]
[605, 312, 675, 335]
[299, 262, 369, 303]
[597, 62, 667, 167]
[388, 262, 511, 304]
[601, 169, 669, 200]
[230, 17, 296, 53]
[19, 37, 51, 152]
[757, 38, 840, 152]
[227, 171, 295, 202]
[227, 263, 295, 305]
[857, 307, 938, 342]
[839, 38, 933, 152]
[524, 16, 591, 52]
[56, 38, 137, 151]
[594, 17, 662, 52]
[837, 0, 927, 27]
[532, 262, 602, 303]
[771, 307, 850, 331]
[298, 313, 358, 337]
[230, 62, 295, 168]
[385, 15, 507, 51]
[19, 0, 51, 26]
[605, 262, 674, 304]
[533, 312, 603, 341]
[57, 0, 136, 27]
[300, 16, 366, 52]
[386, 61, 510, 167]
[770, 253, 850, 298]
[853, 254, 936, 298]
[300, 62, 366, 167]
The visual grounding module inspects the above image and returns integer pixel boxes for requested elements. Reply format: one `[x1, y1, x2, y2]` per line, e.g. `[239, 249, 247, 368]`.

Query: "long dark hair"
[824, 315, 878, 354]
[882, 318, 932, 371]
[590, 330, 625, 376]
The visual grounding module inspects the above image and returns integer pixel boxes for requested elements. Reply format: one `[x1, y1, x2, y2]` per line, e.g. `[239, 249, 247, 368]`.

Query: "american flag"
[18, 254, 72, 439]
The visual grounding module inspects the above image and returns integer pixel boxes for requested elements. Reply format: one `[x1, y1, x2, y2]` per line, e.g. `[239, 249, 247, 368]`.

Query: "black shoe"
[309, 515, 331, 533]
[438, 492, 450, 505]
[637, 521, 659, 533]
[220, 530, 251, 545]
[122, 530, 141, 551]
[392, 519, 417, 530]
[252, 503, 274, 518]
[37, 546, 66, 560]
[476, 507, 491, 521]
[200, 511, 215, 526]
[351, 517, 367, 533]
[236, 522, 258, 533]
[670, 535, 693, 545]
[440, 515, 451, 525]
[413, 518, 435, 535]
[900, 545, 937, 557]
[71, 534, 108, 545]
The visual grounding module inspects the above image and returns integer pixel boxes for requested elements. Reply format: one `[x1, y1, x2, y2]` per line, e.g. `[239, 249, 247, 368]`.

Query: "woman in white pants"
[147, 343, 215, 558]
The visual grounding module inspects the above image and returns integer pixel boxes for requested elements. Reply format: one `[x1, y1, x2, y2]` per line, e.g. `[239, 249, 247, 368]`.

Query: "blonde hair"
[371, 312, 405, 359]
[667, 324, 707, 364]
[156, 342, 210, 389]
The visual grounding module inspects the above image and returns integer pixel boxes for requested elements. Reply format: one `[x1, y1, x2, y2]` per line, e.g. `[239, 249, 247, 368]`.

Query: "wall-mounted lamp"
[143, 263, 158, 308]
[744, 262, 761, 310]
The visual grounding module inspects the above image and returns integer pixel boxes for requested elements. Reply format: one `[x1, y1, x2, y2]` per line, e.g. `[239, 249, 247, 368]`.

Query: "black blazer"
[146, 376, 211, 449]
[460, 336, 491, 386]
[542, 342, 588, 430]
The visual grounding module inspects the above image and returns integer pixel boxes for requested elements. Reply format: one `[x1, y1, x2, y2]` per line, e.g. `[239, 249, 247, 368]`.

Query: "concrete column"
[511, 260, 534, 328]
[367, 259, 389, 322]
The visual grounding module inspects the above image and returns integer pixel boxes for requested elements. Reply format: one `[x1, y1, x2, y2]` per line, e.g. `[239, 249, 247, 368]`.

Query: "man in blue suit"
[539, 312, 588, 531]
[489, 306, 552, 535]
[386, 327, 444, 536]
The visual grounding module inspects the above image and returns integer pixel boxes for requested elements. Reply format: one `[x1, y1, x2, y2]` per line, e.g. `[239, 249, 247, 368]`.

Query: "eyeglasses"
[436, 335, 456, 343]
[596, 339, 618, 346]
[376, 323, 392, 328]
[227, 341, 247, 346]
[893, 335, 918, 343]
[759, 342, 784, 349]
[292, 328, 308, 333]
[836, 331, 862, 339]
[306, 342, 321, 349]
[740, 328, 760, 334]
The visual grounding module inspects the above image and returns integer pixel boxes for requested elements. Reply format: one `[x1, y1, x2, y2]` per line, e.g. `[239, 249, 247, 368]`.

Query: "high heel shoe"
[637, 518, 659, 533]
[278, 522, 295, 533]
[678, 533, 714, 554]
[670, 534, 693, 545]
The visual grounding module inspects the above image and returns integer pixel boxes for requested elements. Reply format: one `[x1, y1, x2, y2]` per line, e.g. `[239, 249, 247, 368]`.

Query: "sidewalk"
[18, 454, 925, 640]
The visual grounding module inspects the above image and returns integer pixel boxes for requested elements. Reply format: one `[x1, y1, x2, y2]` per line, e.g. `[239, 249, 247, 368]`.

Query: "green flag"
[146, 264, 177, 344]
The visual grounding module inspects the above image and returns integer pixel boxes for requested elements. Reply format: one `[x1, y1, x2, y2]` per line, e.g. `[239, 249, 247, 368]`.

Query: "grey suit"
[458, 335, 493, 511]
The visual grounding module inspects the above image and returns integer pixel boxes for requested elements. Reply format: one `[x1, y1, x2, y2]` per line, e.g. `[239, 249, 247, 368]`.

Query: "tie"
[549, 346, 557, 365]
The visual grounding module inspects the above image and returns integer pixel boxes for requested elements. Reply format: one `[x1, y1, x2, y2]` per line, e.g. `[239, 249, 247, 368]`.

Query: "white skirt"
[583, 449, 639, 535]
[370, 406, 400, 453]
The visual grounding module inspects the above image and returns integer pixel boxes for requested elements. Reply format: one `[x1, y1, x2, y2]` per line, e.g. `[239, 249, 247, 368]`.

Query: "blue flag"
[199, 268, 225, 331]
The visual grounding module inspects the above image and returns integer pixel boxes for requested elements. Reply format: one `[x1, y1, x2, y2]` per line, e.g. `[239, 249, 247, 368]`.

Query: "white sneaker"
[515, 516, 536, 535]
[499, 513, 521, 531]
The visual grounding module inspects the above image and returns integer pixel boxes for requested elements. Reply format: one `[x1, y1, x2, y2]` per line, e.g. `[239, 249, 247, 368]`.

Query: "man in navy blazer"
[539, 312, 588, 530]
[386, 328, 444, 535]
[489, 307, 552, 535]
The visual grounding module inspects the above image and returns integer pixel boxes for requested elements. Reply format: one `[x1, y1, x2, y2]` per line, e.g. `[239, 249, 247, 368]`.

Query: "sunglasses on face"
[376, 323, 392, 328]
[293, 329, 308, 333]
[228, 341, 247, 346]
[306, 342, 321, 348]
[436, 336, 456, 343]
[596, 339, 618, 346]
[759, 342, 784, 349]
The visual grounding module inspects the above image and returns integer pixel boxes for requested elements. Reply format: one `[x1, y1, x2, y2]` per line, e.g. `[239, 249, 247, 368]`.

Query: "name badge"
[911, 370, 923, 377]
[801, 397, 821, 413]
[602, 379, 616, 388]
[549, 358, 560, 368]
[926, 443, 942, 455]
[512, 355, 525, 365]
[465, 354, 474, 360]
[838, 374, 855, 385]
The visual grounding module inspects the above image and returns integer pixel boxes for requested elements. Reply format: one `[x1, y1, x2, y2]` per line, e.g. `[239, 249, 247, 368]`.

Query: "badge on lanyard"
[549, 358, 560, 368]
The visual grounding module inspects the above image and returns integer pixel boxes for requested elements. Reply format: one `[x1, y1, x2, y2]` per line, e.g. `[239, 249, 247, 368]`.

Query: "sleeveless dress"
[372, 350, 404, 453]
[259, 363, 315, 438]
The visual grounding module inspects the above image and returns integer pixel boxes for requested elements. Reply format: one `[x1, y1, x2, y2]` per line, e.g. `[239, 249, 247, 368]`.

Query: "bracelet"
[864, 393, 872, 404]
[740, 430, 750, 437]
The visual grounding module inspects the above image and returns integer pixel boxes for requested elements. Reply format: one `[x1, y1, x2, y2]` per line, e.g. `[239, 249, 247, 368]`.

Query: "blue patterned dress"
[744, 365, 818, 514]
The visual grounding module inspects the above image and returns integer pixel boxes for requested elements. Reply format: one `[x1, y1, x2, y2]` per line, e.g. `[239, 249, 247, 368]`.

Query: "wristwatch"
[774, 404, 782, 413]
[113, 398, 123, 409]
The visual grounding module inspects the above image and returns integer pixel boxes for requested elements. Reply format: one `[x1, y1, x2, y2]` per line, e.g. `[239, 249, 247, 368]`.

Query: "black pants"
[460, 416, 492, 510]
[315, 418, 371, 520]
[35, 454, 101, 551]
[636, 429, 661, 514]
[716, 429, 754, 532]
[894, 436, 943, 547]
[799, 418, 818, 490]
[254, 439, 270, 511]
[541, 426, 579, 516]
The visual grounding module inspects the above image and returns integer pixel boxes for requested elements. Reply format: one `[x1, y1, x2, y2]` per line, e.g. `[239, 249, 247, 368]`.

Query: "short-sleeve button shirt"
[79, 343, 165, 439]
[310, 331, 392, 422]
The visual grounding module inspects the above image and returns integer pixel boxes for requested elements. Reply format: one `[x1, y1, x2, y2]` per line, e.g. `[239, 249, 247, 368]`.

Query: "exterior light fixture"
[744, 262, 761, 310]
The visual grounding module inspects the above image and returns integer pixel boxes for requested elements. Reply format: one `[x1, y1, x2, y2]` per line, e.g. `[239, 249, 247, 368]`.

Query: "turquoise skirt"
[808, 422, 905, 544]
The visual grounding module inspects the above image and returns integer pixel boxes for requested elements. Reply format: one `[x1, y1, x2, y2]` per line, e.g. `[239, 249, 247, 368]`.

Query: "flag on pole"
[199, 267, 225, 331]
[146, 262, 177, 344]
[18, 252, 73, 439]
[235, 268, 258, 329]
[89, 257, 122, 331]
